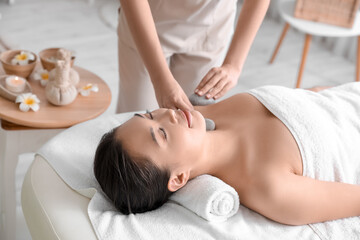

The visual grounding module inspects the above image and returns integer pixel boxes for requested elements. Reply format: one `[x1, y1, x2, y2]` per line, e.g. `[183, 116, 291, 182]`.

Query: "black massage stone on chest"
[189, 93, 216, 131]
[205, 118, 216, 131]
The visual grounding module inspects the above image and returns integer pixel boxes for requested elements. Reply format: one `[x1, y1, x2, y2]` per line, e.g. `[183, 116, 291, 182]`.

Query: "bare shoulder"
[238, 164, 290, 214]
[197, 93, 269, 119]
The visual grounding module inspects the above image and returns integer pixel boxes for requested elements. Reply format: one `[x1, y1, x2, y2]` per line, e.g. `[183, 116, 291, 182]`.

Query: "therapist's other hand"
[154, 80, 194, 110]
[195, 64, 240, 100]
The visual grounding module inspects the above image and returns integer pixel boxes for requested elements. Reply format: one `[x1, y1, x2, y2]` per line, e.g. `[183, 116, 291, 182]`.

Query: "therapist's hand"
[195, 64, 240, 100]
[154, 79, 194, 110]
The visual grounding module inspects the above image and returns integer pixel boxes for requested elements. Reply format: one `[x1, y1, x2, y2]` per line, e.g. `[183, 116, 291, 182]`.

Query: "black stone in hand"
[189, 93, 215, 106]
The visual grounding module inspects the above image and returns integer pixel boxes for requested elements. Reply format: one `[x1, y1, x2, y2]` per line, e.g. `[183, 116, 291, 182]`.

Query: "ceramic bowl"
[0, 50, 37, 79]
[39, 48, 75, 71]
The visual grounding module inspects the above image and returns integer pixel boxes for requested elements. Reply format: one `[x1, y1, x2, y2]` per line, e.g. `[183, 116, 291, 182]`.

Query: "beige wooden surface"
[0, 64, 111, 128]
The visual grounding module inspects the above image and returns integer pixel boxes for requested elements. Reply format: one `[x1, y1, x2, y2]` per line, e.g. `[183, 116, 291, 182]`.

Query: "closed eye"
[146, 110, 154, 120]
[146, 110, 167, 141]
[159, 127, 167, 140]
[134, 112, 162, 145]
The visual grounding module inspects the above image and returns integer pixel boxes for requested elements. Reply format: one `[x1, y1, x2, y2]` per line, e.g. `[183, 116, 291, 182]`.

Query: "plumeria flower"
[33, 69, 50, 87]
[79, 83, 99, 96]
[11, 51, 35, 65]
[15, 93, 40, 112]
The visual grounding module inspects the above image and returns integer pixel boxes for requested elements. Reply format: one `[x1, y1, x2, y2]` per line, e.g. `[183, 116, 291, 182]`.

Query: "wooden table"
[0, 65, 111, 129]
[0, 64, 111, 240]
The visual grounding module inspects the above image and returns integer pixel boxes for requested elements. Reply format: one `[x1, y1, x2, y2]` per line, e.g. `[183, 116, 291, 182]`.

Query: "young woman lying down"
[94, 82, 360, 226]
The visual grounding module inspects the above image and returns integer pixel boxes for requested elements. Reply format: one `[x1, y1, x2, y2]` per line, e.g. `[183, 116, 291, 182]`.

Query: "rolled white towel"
[169, 174, 239, 222]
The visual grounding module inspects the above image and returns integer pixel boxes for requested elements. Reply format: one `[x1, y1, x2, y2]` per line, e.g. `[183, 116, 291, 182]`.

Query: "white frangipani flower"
[15, 93, 40, 112]
[79, 83, 99, 96]
[11, 51, 35, 65]
[33, 69, 50, 87]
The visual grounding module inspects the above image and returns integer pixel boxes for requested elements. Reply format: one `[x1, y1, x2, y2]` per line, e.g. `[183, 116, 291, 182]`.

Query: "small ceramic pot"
[0, 50, 37, 79]
[39, 48, 75, 71]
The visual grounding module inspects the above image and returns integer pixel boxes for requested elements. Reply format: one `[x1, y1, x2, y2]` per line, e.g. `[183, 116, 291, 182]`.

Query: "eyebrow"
[133, 113, 159, 146]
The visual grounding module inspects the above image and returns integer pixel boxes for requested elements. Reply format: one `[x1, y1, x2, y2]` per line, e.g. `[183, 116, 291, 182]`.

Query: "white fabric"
[169, 174, 239, 222]
[248, 82, 360, 240]
[22, 156, 98, 240]
[116, 0, 237, 112]
[118, 0, 237, 54]
[37, 110, 319, 240]
[117, 39, 228, 112]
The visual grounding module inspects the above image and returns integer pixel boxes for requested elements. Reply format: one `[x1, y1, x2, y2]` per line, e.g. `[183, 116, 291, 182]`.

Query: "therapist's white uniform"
[117, 0, 238, 113]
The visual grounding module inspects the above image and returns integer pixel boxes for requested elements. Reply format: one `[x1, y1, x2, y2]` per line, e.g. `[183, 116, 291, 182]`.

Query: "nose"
[166, 109, 177, 124]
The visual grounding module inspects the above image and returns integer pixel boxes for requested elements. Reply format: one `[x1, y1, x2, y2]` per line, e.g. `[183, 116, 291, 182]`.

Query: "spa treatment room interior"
[0, 0, 360, 239]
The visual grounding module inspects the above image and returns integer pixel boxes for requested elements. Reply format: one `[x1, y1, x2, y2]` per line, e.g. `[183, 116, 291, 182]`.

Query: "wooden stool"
[269, 0, 360, 88]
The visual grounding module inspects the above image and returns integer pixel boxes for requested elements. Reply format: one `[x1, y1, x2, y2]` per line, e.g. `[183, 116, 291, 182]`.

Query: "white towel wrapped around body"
[248, 82, 360, 239]
[170, 174, 239, 222]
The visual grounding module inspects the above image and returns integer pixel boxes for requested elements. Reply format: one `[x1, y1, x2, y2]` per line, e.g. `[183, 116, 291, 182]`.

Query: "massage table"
[21, 87, 360, 240]
[19, 110, 321, 240]
[21, 155, 98, 240]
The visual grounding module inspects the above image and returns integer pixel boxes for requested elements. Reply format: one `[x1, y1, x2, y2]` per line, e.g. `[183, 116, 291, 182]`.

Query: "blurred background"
[0, 0, 358, 239]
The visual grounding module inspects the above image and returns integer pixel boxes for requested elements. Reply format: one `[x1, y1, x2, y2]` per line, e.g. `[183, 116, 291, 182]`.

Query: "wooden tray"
[0, 75, 32, 102]
[294, 0, 360, 28]
[0, 64, 111, 129]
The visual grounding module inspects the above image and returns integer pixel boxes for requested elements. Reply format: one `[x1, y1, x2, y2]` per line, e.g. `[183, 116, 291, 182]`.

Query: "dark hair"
[93, 127, 173, 214]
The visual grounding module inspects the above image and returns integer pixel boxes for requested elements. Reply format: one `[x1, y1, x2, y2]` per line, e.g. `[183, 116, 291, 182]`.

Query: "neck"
[189, 128, 240, 179]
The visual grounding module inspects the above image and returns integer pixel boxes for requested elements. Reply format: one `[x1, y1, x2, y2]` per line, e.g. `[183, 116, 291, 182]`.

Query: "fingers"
[159, 95, 193, 111]
[195, 67, 237, 99]
[198, 75, 224, 97]
[172, 98, 193, 111]
[196, 68, 223, 96]
[176, 102, 193, 111]
[195, 68, 217, 94]
[179, 95, 194, 110]
[213, 83, 232, 99]
[196, 74, 236, 100]
[205, 78, 227, 99]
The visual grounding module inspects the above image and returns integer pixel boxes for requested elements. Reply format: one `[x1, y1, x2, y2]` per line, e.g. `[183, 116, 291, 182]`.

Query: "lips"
[180, 110, 192, 128]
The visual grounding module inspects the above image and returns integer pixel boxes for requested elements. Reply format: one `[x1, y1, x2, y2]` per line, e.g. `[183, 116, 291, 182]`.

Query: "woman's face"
[115, 108, 207, 172]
